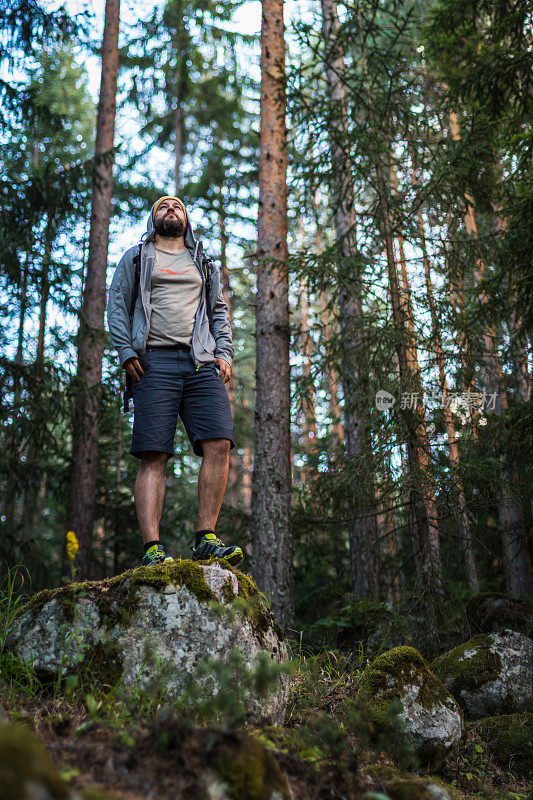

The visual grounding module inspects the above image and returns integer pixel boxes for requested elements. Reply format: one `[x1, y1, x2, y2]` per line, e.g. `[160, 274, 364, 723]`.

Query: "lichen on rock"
[7, 562, 288, 725]
[431, 630, 533, 719]
[469, 712, 533, 778]
[356, 646, 463, 768]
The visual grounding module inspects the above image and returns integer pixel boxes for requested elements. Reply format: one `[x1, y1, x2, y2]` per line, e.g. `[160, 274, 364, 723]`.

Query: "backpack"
[122, 244, 213, 413]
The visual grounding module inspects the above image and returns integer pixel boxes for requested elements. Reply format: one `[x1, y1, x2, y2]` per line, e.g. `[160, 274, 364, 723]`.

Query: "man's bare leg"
[196, 438, 230, 531]
[135, 451, 168, 544]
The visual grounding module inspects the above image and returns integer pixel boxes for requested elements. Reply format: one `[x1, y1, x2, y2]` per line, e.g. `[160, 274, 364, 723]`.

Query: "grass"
[1, 575, 530, 800]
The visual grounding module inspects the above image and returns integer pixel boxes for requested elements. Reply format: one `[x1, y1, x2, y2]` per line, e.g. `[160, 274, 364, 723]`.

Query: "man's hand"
[124, 357, 144, 382]
[214, 357, 232, 383]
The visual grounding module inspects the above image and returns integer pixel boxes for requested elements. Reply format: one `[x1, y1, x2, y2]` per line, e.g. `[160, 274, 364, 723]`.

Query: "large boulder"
[7, 562, 288, 725]
[431, 630, 533, 720]
[469, 713, 533, 779]
[356, 647, 463, 768]
[466, 593, 533, 637]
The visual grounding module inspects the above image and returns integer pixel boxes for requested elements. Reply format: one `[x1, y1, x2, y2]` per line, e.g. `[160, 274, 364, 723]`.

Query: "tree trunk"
[4, 262, 29, 534]
[319, 289, 344, 444]
[252, 0, 293, 628]
[36, 214, 54, 364]
[65, 0, 121, 579]
[299, 274, 317, 461]
[312, 192, 344, 444]
[449, 110, 531, 596]
[357, 4, 442, 622]
[410, 158, 479, 592]
[174, 104, 183, 194]
[321, 0, 379, 599]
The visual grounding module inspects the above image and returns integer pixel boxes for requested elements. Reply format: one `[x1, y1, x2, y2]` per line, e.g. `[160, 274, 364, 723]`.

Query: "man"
[107, 195, 243, 567]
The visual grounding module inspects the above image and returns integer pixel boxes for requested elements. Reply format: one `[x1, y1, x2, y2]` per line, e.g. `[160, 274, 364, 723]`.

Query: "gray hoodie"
[106, 201, 233, 369]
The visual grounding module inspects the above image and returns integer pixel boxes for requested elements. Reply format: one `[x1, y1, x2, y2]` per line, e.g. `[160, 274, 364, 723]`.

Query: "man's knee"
[201, 438, 231, 458]
[138, 451, 169, 471]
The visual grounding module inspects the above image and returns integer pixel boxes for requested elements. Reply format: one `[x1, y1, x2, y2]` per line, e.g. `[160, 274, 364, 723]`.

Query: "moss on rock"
[18, 561, 218, 629]
[430, 634, 502, 696]
[199, 559, 274, 641]
[357, 647, 449, 724]
[213, 734, 289, 800]
[0, 722, 70, 800]
[356, 647, 462, 767]
[470, 712, 533, 778]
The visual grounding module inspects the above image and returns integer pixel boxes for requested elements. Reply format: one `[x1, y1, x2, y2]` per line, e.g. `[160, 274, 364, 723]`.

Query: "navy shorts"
[131, 347, 235, 458]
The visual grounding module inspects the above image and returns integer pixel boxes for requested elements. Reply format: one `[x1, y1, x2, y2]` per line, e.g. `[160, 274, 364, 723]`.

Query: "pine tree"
[252, 0, 293, 628]
[65, 0, 121, 578]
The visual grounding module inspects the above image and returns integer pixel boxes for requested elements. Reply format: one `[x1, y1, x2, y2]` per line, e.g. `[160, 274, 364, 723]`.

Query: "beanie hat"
[152, 195, 187, 222]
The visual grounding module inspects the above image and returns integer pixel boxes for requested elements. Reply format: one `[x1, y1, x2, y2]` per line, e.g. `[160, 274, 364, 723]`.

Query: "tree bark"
[174, 104, 183, 194]
[4, 262, 29, 534]
[252, 0, 293, 628]
[321, 0, 379, 599]
[65, 0, 120, 579]
[299, 274, 317, 460]
[36, 214, 54, 365]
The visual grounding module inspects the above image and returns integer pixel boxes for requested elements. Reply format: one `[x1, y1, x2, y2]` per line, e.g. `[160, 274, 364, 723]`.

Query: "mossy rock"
[385, 778, 452, 800]
[469, 712, 533, 778]
[431, 631, 533, 719]
[466, 592, 533, 637]
[8, 562, 288, 725]
[356, 647, 462, 768]
[0, 722, 71, 800]
[212, 734, 290, 800]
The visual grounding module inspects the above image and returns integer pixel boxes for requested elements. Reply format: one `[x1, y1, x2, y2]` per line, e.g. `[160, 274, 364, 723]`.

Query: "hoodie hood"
[145, 199, 203, 263]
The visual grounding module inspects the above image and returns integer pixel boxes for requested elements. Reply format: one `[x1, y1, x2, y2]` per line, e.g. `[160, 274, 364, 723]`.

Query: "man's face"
[153, 199, 186, 237]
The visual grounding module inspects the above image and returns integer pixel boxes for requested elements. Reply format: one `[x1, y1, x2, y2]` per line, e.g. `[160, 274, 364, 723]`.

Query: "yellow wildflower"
[66, 531, 79, 561]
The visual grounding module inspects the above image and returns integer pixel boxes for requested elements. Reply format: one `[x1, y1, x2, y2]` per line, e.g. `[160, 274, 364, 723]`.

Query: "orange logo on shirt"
[160, 268, 196, 276]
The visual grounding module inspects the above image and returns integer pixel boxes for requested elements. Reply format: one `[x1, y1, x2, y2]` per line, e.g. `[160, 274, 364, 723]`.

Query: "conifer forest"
[0, 0, 532, 798]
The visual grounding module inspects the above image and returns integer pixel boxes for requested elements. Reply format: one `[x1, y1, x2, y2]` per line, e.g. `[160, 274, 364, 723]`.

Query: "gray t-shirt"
[146, 248, 203, 347]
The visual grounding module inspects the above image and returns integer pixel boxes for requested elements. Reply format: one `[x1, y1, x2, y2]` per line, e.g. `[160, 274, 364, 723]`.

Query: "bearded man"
[107, 195, 242, 567]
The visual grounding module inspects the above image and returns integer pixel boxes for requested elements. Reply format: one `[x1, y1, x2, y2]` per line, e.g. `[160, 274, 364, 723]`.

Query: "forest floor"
[5, 653, 531, 800]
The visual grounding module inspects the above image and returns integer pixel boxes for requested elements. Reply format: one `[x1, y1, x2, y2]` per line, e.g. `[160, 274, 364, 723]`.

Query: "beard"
[154, 213, 185, 238]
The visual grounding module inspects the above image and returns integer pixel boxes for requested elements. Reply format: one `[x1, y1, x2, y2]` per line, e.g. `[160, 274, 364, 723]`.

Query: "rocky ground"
[1, 564, 532, 800]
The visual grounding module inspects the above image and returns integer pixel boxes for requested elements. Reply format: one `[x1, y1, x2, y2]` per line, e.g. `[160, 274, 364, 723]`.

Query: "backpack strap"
[123, 245, 142, 413]
[202, 253, 214, 329]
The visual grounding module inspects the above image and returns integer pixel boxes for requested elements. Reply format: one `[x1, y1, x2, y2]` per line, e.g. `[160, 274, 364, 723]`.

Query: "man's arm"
[106, 249, 138, 367]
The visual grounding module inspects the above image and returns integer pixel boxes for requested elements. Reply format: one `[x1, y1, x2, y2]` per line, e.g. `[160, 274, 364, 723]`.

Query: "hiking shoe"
[191, 533, 243, 566]
[140, 543, 174, 567]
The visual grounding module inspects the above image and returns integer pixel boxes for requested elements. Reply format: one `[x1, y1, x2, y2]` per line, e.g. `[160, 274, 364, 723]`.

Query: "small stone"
[431, 630, 533, 719]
